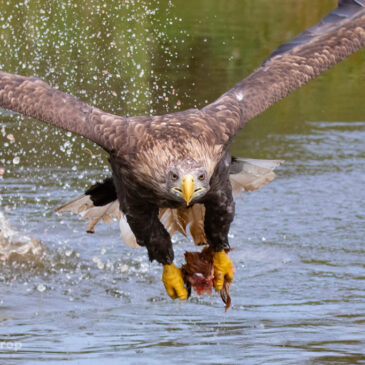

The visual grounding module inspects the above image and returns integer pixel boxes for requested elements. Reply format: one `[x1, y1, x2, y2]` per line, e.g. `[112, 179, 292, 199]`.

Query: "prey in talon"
[182, 247, 235, 311]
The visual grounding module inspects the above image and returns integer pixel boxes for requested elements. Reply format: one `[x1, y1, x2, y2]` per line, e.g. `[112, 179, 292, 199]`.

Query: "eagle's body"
[1, 0, 365, 300]
[109, 145, 233, 263]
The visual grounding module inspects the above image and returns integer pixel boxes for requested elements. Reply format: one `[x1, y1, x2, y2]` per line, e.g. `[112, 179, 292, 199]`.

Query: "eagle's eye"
[198, 173, 205, 181]
[171, 173, 179, 181]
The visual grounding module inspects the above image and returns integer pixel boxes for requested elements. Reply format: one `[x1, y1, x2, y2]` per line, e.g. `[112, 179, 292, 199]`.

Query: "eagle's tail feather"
[159, 205, 207, 246]
[56, 195, 122, 235]
[230, 158, 284, 195]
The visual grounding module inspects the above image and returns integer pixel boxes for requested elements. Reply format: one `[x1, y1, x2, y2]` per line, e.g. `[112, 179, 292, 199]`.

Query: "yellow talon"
[213, 250, 234, 291]
[162, 263, 188, 300]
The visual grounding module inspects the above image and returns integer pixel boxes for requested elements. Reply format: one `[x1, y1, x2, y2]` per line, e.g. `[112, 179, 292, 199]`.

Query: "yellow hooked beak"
[181, 174, 195, 205]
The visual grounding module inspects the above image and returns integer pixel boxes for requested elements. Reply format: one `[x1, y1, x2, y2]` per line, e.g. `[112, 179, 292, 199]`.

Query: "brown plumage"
[1, 1, 365, 292]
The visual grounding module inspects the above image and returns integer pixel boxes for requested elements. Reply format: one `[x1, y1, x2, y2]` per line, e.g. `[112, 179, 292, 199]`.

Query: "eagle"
[1, 0, 364, 301]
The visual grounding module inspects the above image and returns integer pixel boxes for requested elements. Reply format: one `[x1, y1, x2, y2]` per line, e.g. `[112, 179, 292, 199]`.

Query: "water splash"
[0, 210, 44, 263]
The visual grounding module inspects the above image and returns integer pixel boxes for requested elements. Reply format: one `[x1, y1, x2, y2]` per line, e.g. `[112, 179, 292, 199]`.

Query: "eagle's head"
[167, 159, 209, 206]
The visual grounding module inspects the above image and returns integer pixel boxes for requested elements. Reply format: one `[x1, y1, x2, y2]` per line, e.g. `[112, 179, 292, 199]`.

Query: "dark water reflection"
[1, 0, 365, 363]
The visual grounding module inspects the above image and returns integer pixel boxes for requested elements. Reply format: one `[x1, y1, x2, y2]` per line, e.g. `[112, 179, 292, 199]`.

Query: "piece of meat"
[181, 247, 233, 311]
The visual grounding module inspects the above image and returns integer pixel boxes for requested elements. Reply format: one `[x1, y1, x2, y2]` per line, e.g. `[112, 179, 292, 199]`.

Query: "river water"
[1, 1, 365, 364]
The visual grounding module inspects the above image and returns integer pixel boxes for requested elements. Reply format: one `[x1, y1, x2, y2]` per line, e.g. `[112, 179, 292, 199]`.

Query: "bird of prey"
[0, 0, 364, 301]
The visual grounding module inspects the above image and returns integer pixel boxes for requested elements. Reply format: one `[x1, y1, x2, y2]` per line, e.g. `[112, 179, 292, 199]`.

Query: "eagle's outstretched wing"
[0, 72, 127, 151]
[202, 0, 365, 144]
[0, 1, 364, 152]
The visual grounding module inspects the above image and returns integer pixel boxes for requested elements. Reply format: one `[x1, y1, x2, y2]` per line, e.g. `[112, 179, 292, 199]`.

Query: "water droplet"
[6, 134, 15, 142]
[65, 249, 72, 257]
[93, 256, 105, 270]
[120, 264, 129, 273]
[37, 284, 46, 292]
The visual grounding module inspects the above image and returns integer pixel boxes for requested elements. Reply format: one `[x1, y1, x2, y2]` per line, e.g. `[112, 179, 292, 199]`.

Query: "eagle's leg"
[204, 180, 235, 290]
[125, 204, 173, 263]
[125, 204, 188, 300]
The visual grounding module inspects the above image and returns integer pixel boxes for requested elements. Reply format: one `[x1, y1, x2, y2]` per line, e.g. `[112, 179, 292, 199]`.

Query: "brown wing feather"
[0, 72, 127, 151]
[1, 1, 364, 157]
[202, 0, 365, 142]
